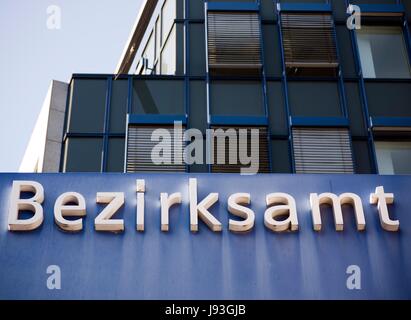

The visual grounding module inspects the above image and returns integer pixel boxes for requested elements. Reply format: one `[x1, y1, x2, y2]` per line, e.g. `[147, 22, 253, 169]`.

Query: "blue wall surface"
[0, 173, 410, 300]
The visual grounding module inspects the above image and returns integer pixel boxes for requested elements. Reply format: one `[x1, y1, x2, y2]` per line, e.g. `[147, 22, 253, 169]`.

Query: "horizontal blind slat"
[293, 127, 354, 174]
[281, 13, 339, 70]
[126, 125, 186, 173]
[211, 126, 270, 174]
[208, 11, 262, 73]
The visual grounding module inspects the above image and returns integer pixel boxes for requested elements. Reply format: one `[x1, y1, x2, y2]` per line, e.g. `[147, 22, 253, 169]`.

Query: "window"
[142, 31, 155, 75]
[207, 11, 262, 75]
[375, 141, 411, 174]
[155, 17, 161, 61]
[211, 126, 270, 174]
[161, 26, 176, 75]
[281, 13, 339, 77]
[64, 138, 103, 172]
[126, 125, 186, 173]
[162, 0, 176, 41]
[357, 26, 411, 79]
[293, 128, 354, 174]
[107, 138, 125, 173]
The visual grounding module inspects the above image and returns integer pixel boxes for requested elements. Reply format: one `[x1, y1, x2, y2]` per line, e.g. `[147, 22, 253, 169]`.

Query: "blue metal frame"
[277, 3, 332, 13]
[258, 0, 273, 173]
[210, 115, 268, 127]
[276, 1, 295, 173]
[290, 116, 349, 128]
[330, 1, 356, 170]
[353, 4, 405, 14]
[204, 1, 211, 172]
[101, 76, 113, 172]
[128, 113, 187, 125]
[370, 117, 411, 128]
[206, 2, 259, 12]
[184, 0, 191, 173]
[346, 1, 378, 174]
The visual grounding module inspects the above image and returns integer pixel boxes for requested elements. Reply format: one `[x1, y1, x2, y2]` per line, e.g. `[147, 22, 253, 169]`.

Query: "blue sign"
[0, 173, 410, 299]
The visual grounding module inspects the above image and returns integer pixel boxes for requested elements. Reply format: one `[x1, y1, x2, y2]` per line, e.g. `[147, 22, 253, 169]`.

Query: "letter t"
[370, 186, 399, 231]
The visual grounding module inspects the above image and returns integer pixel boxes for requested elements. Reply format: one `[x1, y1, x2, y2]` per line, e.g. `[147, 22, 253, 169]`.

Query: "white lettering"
[228, 193, 255, 232]
[95, 192, 125, 232]
[310, 193, 366, 231]
[370, 186, 399, 231]
[54, 192, 86, 232]
[189, 178, 221, 232]
[264, 193, 298, 232]
[8, 181, 44, 231]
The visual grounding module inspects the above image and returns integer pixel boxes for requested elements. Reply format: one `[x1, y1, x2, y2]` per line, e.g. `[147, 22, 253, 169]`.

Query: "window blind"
[126, 125, 186, 173]
[211, 126, 270, 173]
[207, 11, 262, 74]
[281, 13, 339, 75]
[293, 127, 354, 174]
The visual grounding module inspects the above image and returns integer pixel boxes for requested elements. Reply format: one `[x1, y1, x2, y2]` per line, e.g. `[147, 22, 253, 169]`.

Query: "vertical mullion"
[277, 4, 295, 173]
[345, 0, 378, 173]
[127, 75, 133, 114]
[258, 1, 273, 173]
[331, 4, 356, 171]
[101, 76, 113, 173]
[205, 2, 212, 173]
[184, 0, 190, 173]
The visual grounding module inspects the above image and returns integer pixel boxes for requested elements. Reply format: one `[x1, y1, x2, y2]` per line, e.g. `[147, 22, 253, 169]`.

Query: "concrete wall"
[19, 80, 68, 173]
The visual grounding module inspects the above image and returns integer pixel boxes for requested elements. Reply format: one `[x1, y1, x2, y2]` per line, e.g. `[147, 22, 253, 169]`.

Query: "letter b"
[8, 181, 44, 231]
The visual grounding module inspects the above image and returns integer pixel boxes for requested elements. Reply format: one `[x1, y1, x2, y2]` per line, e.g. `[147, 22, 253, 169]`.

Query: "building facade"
[22, 0, 411, 175]
[6, 0, 411, 300]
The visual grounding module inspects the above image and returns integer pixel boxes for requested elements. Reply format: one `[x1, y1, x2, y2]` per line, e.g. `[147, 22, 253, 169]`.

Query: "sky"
[0, 0, 143, 172]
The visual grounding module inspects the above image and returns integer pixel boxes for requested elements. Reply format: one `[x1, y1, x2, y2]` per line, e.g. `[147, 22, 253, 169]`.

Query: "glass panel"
[365, 82, 411, 118]
[142, 31, 155, 74]
[68, 79, 107, 133]
[375, 141, 411, 174]
[155, 17, 161, 62]
[357, 26, 411, 79]
[189, 23, 206, 76]
[161, 26, 176, 75]
[210, 81, 264, 116]
[109, 79, 128, 133]
[162, 0, 176, 40]
[288, 81, 342, 117]
[132, 79, 184, 114]
[107, 138, 125, 172]
[64, 138, 103, 172]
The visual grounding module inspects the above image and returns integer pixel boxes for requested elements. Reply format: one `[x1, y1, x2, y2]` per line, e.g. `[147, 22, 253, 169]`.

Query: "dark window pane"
[132, 80, 184, 114]
[288, 81, 342, 117]
[210, 81, 264, 116]
[64, 138, 103, 172]
[107, 138, 125, 172]
[68, 79, 107, 133]
[109, 80, 128, 133]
